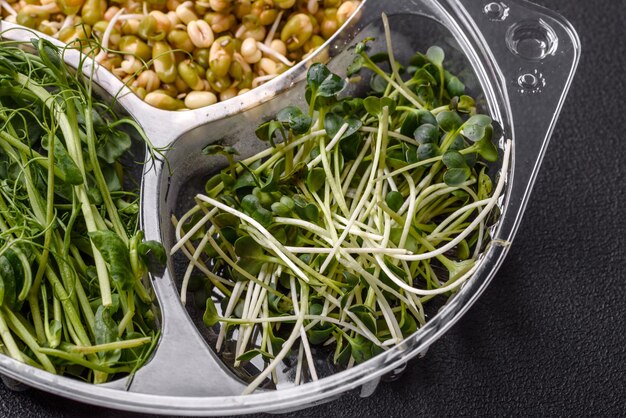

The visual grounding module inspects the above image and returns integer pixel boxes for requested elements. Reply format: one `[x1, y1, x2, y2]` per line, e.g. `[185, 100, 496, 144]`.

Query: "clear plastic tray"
[0, 0, 580, 415]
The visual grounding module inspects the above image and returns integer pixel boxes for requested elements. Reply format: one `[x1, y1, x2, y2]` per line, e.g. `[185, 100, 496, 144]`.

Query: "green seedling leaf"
[260, 158, 285, 192]
[96, 128, 132, 165]
[461, 124, 486, 143]
[324, 113, 363, 140]
[417, 143, 440, 161]
[137, 240, 166, 275]
[48, 319, 62, 348]
[426, 46, 445, 66]
[0, 253, 17, 309]
[477, 167, 493, 200]
[369, 73, 387, 94]
[333, 334, 352, 366]
[445, 71, 465, 97]
[255, 120, 283, 147]
[412, 68, 438, 86]
[42, 137, 83, 185]
[444, 167, 471, 186]
[234, 235, 263, 259]
[271, 202, 291, 217]
[385, 191, 404, 212]
[233, 167, 259, 191]
[236, 349, 275, 362]
[457, 239, 470, 260]
[318, 73, 346, 98]
[203, 297, 220, 327]
[399, 307, 418, 336]
[347, 54, 364, 76]
[203, 144, 239, 157]
[436, 110, 463, 132]
[414, 123, 439, 144]
[442, 150, 466, 169]
[89, 230, 134, 291]
[306, 167, 326, 194]
[277, 106, 312, 135]
[349, 305, 377, 334]
[457, 95, 476, 113]
[241, 194, 273, 227]
[307, 62, 331, 90]
[363, 96, 381, 116]
[212, 213, 240, 229]
[268, 323, 286, 354]
[95, 305, 121, 364]
[476, 126, 499, 162]
[466, 114, 492, 127]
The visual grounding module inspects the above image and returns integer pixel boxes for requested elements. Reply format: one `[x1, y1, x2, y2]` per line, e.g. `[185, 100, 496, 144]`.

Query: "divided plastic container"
[0, 0, 580, 415]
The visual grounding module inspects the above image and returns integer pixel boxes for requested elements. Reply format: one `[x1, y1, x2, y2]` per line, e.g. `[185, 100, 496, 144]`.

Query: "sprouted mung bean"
[1, 0, 361, 110]
[172, 15, 510, 393]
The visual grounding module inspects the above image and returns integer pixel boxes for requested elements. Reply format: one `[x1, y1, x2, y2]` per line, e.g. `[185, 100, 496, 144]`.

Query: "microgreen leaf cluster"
[0, 38, 163, 382]
[173, 15, 510, 394]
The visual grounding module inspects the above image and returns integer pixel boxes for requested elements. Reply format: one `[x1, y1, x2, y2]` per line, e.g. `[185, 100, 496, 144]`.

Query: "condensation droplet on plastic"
[483, 2, 509, 21]
[517, 69, 545, 94]
[506, 19, 558, 60]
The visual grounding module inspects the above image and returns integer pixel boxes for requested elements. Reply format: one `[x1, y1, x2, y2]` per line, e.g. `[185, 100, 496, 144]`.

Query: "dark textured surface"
[2, 1, 625, 417]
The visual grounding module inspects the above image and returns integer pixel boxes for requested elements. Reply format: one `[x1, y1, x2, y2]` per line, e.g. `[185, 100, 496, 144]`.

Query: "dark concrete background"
[2, 1, 625, 416]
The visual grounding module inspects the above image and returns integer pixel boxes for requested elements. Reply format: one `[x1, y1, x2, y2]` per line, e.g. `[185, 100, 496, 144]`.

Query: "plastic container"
[0, 0, 580, 415]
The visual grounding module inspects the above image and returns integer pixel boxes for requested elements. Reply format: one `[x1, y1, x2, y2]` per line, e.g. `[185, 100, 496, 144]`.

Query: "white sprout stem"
[359, 126, 419, 146]
[242, 284, 309, 395]
[290, 277, 318, 381]
[1, 0, 17, 16]
[370, 140, 511, 295]
[319, 107, 388, 274]
[170, 206, 217, 254]
[342, 134, 373, 195]
[95, 8, 125, 63]
[216, 281, 245, 352]
[428, 199, 489, 238]
[256, 41, 294, 66]
[307, 123, 349, 169]
[273, 216, 330, 238]
[399, 172, 417, 248]
[318, 137, 350, 217]
[196, 195, 312, 284]
[264, 10, 283, 46]
[179, 231, 212, 306]
[284, 246, 411, 255]
[252, 74, 277, 88]
[117, 13, 146, 21]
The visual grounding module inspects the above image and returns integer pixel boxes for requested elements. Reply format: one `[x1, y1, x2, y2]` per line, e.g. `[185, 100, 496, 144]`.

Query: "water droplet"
[517, 70, 545, 94]
[483, 2, 510, 21]
[506, 19, 558, 60]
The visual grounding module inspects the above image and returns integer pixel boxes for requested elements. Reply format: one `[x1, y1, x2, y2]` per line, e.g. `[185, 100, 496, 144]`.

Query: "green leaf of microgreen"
[236, 349, 275, 362]
[89, 230, 134, 291]
[255, 120, 283, 147]
[417, 143, 440, 161]
[307, 62, 331, 90]
[436, 110, 463, 132]
[457, 95, 476, 113]
[477, 167, 493, 200]
[277, 106, 312, 135]
[94, 305, 121, 364]
[414, 123, 439, 144]
[306, 167, 326, 194]
[443, 168, 470, 186]
[137, 240, 167, 275]
[318, 73, 347, 98]
[385, 191, 404, 212]
[202, 298, 220, 327]
[426, 46, 445, 66]
[461, 123, 486, 142]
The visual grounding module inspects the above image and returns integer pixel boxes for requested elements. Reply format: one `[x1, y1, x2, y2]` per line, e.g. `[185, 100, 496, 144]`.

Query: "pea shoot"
[173, 14, 511, 394]
[0, 38, 164, 383]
